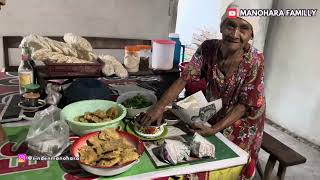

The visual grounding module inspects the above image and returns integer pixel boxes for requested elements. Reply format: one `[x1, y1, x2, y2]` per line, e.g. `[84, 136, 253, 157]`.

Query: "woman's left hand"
[189, 122, 215, 136]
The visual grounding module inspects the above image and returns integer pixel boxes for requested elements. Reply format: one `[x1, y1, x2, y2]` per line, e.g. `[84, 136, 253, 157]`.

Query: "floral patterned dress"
[181, 39, 266, 170]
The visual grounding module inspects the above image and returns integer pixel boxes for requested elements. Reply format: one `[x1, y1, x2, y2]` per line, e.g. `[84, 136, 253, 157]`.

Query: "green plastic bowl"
[61, 100, 127, 136]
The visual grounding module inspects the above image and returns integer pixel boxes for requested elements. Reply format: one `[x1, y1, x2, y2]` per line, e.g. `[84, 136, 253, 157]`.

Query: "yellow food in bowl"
[78, 129, 139, 167]
[74, 107, 119, 123]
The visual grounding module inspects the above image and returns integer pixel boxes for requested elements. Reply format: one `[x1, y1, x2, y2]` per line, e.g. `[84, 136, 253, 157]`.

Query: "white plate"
[18, 99, 46, 111]
[133, 125, 164, 139]
[79, 159, 140, 176]
[165, 119, 180, 126]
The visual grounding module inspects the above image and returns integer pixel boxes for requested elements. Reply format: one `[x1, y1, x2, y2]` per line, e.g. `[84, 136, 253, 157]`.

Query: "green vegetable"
[122, 94, 152, 109]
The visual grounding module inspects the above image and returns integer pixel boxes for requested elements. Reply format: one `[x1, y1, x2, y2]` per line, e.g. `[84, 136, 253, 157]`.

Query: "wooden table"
[0, 72, 249, 179]
[0, 124, 248, 180]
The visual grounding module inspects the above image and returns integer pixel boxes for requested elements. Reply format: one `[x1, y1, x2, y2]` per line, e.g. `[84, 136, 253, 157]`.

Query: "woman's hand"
[189, 122, 215, 136]
[139, 78, 187, 126]
[139, 105, 165, 126]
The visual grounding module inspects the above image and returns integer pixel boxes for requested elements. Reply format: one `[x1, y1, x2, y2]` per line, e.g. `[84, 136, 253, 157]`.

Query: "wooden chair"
[257, 131, 307, 180]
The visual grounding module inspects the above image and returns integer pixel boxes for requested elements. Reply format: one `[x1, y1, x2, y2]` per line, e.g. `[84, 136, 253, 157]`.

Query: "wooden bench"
[257, 131, 307, 180]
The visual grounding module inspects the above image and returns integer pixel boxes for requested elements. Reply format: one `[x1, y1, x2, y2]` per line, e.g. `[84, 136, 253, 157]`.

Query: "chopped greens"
[122, 94, 152, 109]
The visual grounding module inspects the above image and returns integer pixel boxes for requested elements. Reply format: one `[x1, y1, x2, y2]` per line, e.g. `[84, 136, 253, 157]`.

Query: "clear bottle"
[18, 47, 34, 94]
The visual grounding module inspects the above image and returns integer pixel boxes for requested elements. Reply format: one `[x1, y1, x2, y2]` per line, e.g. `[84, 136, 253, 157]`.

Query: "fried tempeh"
[74, 107, 119, 123]
[84, 113, 102, 123]
[97, 157, 121, 167]
[78, 128, 140, 167]
[79, 146, 98, 165]
[99, 128, 120, 141]
[100, 149, 121, 159]
[94, 109, 107, 119]
[100, 139, 122, 152]
[118, 150, 139, 165]
[87, 135, 105, 147]
[118, 138, 134, 149]
[106, 107, 119, 119]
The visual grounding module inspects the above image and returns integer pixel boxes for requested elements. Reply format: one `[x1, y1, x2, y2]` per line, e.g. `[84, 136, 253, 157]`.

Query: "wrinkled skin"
[220, 17, 253, 54]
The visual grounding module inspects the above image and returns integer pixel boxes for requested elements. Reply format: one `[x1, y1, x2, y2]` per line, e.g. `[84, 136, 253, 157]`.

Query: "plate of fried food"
[73, 107, 119, 123]
[71, 128, 144, 176]
[61, 100, 127, 135]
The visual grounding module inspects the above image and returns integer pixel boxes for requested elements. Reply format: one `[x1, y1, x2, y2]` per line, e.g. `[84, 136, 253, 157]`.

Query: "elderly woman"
[141, 2, 265, 179]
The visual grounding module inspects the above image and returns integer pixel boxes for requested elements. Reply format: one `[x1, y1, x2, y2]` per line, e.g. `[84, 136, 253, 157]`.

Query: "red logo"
[227, 8, 237, 18]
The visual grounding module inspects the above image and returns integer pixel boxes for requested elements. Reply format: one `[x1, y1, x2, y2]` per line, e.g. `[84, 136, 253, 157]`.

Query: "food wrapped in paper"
[170, 91, 222, 124]
[159, 139, 190, 165]
[190, 133, 215, 158]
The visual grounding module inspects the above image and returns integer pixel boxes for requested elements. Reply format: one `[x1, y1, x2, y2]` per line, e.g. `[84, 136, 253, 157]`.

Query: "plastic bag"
[45, 83, 62, 105]
[26, 105, 70, 157]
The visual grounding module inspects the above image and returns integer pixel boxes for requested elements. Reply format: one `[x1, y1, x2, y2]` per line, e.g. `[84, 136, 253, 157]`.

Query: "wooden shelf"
[35, 65, 180, 80]
[128, 68, 180, 76]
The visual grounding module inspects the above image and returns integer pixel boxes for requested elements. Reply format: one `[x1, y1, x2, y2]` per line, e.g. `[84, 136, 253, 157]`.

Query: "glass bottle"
[18, 47, 34, 94]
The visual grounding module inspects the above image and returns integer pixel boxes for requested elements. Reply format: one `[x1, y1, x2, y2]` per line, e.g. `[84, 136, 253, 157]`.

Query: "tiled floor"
[254, 124, 320, 180]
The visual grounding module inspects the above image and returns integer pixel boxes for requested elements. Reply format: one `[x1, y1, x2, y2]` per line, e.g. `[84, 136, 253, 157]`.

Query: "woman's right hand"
[139, 105, 165, 126]
[137, 78, 187, 126]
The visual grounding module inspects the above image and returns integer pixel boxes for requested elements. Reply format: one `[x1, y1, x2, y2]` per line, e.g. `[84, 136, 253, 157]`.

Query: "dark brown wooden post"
[263, 155, 277, 180]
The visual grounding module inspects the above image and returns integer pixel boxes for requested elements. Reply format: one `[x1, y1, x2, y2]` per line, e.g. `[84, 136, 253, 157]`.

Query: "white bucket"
[151, 39, 176, 70]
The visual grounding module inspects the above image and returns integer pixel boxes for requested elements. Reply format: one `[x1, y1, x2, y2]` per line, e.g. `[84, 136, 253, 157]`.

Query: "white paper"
[170, 91, 222, 124]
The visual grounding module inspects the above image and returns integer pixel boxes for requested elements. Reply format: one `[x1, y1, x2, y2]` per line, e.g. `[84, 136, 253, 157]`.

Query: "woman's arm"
[210, 104, 246, 133]
[192, 104, 246, 136]
[141, 77, 187, 126]
[141, 41, 209, 126]
[156, 77, 187, 109]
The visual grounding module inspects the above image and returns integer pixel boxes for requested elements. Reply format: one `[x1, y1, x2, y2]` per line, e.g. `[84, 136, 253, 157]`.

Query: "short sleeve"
[239, 53, 265, 109]
[181, 45, 204, 82]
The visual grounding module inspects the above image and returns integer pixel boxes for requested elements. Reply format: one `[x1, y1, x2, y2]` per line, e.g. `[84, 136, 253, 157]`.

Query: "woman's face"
[220, 18, 253, 52]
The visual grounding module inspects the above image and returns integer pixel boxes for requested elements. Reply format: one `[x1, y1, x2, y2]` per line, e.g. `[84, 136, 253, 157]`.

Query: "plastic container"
[124, 46, 140, 73]
[169, 33, 185, 66]
[151, 39, 176, 70]
[136, 45, 152, 71]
